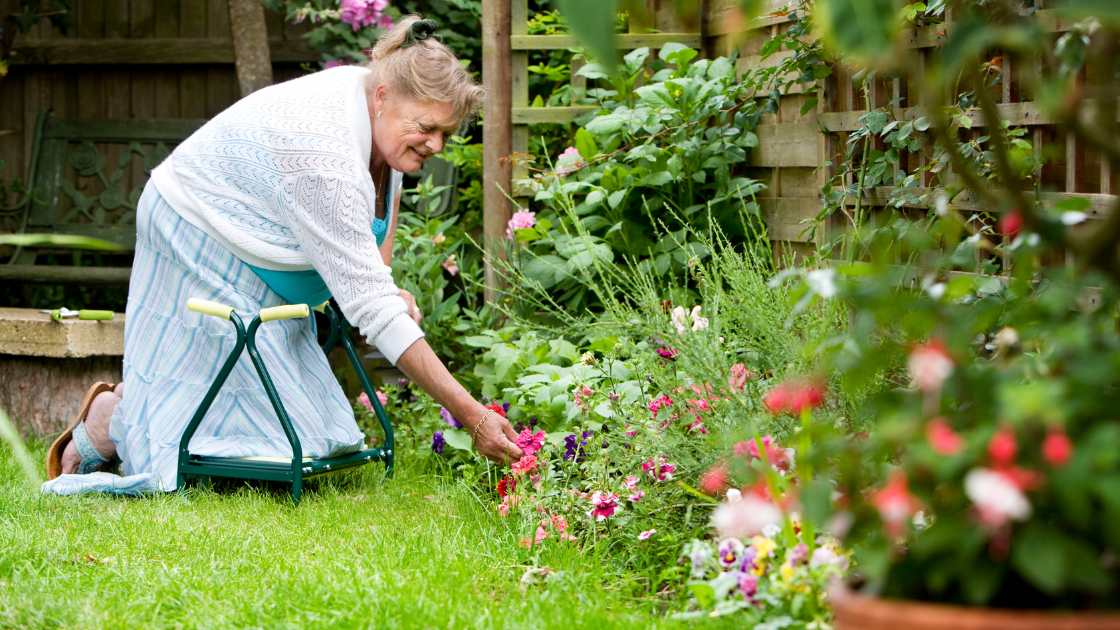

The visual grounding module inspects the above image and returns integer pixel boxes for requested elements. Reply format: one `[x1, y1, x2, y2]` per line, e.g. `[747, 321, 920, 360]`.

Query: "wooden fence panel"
[0, 1, 315, 189]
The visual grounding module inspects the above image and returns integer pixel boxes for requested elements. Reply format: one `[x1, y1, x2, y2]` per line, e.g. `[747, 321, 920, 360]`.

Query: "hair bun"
[404, 19, 438, 47]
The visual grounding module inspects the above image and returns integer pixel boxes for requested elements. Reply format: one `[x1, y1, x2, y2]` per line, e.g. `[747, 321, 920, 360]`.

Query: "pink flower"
[628, 490, 645, 503]
[339, 0, 392, 31]
[699, 463, 729, 495]
[498, 498, 511, 517]
[762, 379, 825, 415]
[988, 428, 1017, 467]
[738, 435, 791, 472]
[515, 429, 546, 456]
[511, 454, 538, 476]
[688, 398, 711, 413]
[712, 494, 782, 539]
[638, 529, 656, 541]
[926, 417, 963, 455]
[642, 456, 676, 482]
[505, 210, 537, 239]
[656, 346, 679, 360]
[1042, 430, 1073, 467]
[871, 471, 921, 538]
[622, 475, 640, 491]
[323, 58, 347, 69]
[965, 468, 1031, 527]
[739, 573, 758, 600]
[727, 363, 751, 391]
[555, 146, 586, 176]
[648, 394, 673, 417]
[357, 390, 388, 412]
[908, 339, 954, 393]
[441, 254, 459, 277]
[587, 491, 621, 521]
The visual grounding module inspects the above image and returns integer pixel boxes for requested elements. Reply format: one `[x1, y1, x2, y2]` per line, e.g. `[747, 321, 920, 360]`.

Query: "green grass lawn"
[0, 442, 735, 629]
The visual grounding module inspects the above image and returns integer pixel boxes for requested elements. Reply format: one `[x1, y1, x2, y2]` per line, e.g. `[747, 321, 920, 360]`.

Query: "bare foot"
[59, 389, 122, 474]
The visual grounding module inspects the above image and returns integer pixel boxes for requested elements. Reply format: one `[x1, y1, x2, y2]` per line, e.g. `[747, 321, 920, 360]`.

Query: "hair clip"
[403, 19, 438, 47]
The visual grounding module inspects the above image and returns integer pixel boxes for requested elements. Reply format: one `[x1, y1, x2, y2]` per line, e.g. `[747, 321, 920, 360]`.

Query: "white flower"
[806, 269, 837, 299]
[690, 305, 709, 331]
[725, 488, 742, 503]
[670, 306, 689, 333]
[965, 468, 1031, 527]
[712, 495, 782, 540]
[907, 341, 954, 393]
[1061, 211, 1089, 226]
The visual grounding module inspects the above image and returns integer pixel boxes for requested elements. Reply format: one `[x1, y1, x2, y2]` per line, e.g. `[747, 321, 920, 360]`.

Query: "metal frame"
[175, 302, 393, 503]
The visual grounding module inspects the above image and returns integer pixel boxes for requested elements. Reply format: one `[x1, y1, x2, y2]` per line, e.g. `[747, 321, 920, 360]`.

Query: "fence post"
[482, 0, 513, 302]
[228, 0, 273, 96]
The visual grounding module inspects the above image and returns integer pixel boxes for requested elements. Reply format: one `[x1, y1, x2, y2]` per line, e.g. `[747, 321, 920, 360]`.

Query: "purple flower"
[431, 431, 446, 454]
[788, 543, 809, 566]
[323, 59, 347, 69]
[439, 407, 462, 429]
[738, 547, 758, 574]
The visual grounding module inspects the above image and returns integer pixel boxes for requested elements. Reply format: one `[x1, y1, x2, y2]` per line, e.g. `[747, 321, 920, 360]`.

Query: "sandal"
[45, 382, 116, 479]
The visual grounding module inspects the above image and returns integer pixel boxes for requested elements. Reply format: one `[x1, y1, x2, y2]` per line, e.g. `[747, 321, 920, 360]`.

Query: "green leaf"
[658, 42, 697, 67]
[551, 0, 619, 70]
[574, 128, 599, 161]
[0, 233, 124, 251]
[585, 114, 624, 136]
[442, 428, 472, 451]
[460, 335, 495, 348]
[814, 0, 899, 64]
[1011, 524, 1067, 594]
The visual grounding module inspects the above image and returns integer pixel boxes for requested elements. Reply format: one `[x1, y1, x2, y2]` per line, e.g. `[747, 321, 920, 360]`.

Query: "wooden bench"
[1, 110, 207, 284]
[1, 109, 457, 283]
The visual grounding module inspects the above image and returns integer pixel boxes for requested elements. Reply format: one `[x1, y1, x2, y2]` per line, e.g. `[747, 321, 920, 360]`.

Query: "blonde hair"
[366, 15, 484, 125]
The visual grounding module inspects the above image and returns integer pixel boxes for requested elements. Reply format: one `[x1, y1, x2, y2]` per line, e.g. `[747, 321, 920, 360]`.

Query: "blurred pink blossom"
[505, 210, 537, 239]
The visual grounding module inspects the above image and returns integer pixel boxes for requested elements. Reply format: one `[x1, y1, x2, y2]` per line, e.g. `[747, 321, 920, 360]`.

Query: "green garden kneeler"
[176, 298, 394, 503]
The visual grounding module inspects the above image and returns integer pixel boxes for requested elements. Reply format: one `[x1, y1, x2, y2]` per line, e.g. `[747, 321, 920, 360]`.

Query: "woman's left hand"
[400, 289, 422, 323]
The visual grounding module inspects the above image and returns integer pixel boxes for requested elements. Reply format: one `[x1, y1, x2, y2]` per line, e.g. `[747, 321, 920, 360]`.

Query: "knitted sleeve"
[278, 172, 423, 364]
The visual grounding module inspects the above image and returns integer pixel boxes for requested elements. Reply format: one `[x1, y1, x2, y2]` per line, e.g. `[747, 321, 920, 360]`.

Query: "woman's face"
[370, 84, 458, 174]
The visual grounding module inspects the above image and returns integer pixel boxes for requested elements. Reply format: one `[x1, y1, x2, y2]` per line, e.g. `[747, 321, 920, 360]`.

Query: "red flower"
[738, 435, 791, 471]
[496, 475, 517, 498]
[511, 454, 538, 476]
[1042, 430, 1073, 467]
[871, 470, 921, 538]
[999, 210, 1023, 238]
[763, 379, 825, 415]
[699, 463, 729, 495]
[925, 417, 963, 455]
[988, 428, 1017, 467]
[486, 403, 508, 418]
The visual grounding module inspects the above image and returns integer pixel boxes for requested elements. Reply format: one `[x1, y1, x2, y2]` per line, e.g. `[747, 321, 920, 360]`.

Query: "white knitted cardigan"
[151, 66, 423, 364]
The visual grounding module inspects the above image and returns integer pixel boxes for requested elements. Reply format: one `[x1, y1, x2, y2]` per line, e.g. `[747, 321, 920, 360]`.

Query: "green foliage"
[514, 44, 768, 312]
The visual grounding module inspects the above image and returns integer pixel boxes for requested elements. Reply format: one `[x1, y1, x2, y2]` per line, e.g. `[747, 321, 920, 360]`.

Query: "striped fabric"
[41, 185, 365, 496]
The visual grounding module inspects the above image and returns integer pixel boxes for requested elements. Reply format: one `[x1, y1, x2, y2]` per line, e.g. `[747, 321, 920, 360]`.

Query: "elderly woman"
[42, 16, 522, 495]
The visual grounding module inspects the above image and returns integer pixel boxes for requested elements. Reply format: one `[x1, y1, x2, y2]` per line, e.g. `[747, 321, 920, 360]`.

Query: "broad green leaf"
[1011, 524, 1066, 594]
[0, 233, 124, 251]
[658, 42, 697, 67]
[442, 428, 472, 451]
[574, 128, 599, 161]
[551, 0, 619, 70]
[586, 114, 624, 136]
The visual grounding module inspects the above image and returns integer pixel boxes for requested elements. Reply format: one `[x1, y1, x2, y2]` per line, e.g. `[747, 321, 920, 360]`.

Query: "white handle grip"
[187, 298, 234, 320]
[259, 304, 310, 322]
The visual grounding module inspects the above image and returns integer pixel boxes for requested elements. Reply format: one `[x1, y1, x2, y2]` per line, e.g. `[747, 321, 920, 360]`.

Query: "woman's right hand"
[467, 406, 523, 464]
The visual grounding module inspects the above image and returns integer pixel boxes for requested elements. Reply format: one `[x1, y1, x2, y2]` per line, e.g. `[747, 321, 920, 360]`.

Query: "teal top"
[248, 185, 394, 306]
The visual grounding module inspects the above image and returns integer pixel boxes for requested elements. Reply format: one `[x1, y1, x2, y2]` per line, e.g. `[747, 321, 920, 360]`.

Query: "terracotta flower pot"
[830, 585, 1120, 630]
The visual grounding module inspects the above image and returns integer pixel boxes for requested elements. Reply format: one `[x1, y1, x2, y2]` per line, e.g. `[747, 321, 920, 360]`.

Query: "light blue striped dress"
[41, 184, 377, 495]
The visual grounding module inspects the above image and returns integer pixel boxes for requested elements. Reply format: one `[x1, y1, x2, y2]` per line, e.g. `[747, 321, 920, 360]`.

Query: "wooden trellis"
[484, 0, 1118, 280]
[481, 0, 700, 298]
